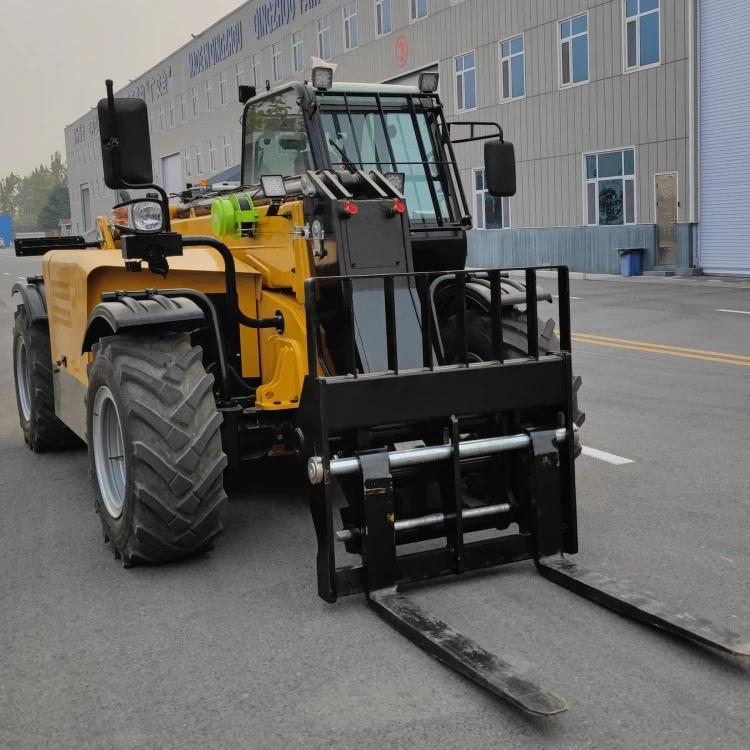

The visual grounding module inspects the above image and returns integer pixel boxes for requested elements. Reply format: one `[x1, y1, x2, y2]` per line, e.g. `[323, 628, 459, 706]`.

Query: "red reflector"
[343, 200, 358, 216]
[393, 198, 406, 214]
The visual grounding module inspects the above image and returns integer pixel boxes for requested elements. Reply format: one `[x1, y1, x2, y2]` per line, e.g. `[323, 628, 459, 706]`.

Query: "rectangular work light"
[418, 72, 440, 93]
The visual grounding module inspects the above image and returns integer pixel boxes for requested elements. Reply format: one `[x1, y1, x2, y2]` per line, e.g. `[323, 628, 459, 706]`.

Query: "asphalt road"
[1, 248, 748, 749]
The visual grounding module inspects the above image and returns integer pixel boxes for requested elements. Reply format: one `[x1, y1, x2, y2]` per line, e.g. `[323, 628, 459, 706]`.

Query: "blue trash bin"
[618, 248, 644, 277]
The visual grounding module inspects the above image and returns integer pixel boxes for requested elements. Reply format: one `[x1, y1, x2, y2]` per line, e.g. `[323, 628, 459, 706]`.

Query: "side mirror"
[484, 139, 516, 197]
[97, 92, 153, 189]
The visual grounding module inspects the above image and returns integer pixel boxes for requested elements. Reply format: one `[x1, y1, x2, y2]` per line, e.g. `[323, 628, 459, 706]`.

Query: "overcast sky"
[0, 0, 244, 178]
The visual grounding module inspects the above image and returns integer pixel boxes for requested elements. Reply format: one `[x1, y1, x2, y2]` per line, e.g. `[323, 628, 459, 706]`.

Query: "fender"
[82, 293, 206, 353]
[431, 273, 553, 318]
[12, 279, 48, 323]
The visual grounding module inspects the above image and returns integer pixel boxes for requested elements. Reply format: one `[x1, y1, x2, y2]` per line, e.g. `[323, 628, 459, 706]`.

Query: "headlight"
[129, 201, 164, 232]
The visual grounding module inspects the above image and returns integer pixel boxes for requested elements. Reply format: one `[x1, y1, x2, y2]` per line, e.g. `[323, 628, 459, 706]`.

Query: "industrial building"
[65, 1, 750, 276]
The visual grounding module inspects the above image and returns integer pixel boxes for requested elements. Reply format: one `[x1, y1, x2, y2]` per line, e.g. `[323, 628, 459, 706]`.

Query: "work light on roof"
[312, 67, 334, 90]
[418, 71, 440, 93]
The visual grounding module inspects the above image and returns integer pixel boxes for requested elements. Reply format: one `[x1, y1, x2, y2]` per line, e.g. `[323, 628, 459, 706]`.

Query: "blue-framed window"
[625, 0, 660, 70]
[500, 35, 525, 100]
[560, 14, 589, 87]
[585, 149, 636, 226]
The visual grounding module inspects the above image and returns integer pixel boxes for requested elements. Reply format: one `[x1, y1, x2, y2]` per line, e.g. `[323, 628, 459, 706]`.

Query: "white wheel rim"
[15, 336, 32, 422]
[92, 386, 127, 519]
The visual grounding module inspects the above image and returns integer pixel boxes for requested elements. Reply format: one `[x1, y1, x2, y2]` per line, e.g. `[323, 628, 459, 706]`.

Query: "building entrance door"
[655, 173, 677, 267]
[161, 153, 182, 201]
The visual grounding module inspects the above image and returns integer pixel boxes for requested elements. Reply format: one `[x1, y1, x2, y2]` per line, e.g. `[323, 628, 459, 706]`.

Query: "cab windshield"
[243, 89, 313, 184]
[318, 94, 453, 225]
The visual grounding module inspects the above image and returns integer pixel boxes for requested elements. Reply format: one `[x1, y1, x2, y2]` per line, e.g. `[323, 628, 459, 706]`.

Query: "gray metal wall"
[66, 0, 694, 255]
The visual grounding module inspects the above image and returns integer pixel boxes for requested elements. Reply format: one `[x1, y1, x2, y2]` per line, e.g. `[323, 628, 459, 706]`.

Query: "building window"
[343, 3, 358, 51]
[376, 0, 391, 37]
[272, 42, 282, 82]
[410, 0, 427, 22]
[585, 149, 636, 226]
[474, 169, 510, 229]
[293, 30, 304, 73]
[206, 79, 213, 111]
[223, 134, 232, 168]
[500, 35, 525, 100]
[184, 149, 191, 178]
[235, 61, 244, 91]
[454, 51, 476, 112]
[625, 0, 660, 70]
[209, 140, 217, 172]
[219, 70, 228, 105]
[318, 16, 331, 60]
[192, 86, 199, 117]
[560, 13, 589, 87]
[195, 145, 203, 175]
[252, 53, 262, 88]
[168, 99, 175, 128]
[179, 92, 187, 121]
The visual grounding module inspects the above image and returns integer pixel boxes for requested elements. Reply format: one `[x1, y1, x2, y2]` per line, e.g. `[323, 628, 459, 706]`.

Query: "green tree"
[37, 185, 71, 231]
[0, 173, 22, 217]
[8, 152, 68, 229]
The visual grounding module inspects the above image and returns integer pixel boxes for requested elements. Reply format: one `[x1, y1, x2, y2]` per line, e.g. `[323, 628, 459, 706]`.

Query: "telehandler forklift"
[12, 70, 748, 716]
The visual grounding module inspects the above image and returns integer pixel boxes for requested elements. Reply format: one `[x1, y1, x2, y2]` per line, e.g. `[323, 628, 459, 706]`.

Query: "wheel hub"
[92, 386, 127, 519]
[15, 336, 32, 422]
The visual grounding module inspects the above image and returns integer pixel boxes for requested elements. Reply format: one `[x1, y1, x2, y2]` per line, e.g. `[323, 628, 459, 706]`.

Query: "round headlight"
[130, 201, 164, 232]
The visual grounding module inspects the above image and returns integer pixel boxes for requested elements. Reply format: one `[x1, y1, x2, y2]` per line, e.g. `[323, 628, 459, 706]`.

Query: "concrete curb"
[503, 269, 750, 289]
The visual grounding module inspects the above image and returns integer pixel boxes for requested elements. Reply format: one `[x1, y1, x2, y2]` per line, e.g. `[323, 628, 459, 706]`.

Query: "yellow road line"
[570, 332, 750, 362]
[569, 333, 750, 367]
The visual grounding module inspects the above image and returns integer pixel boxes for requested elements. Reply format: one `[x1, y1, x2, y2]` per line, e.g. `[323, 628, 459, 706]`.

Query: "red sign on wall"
[395, 34, 408, 68]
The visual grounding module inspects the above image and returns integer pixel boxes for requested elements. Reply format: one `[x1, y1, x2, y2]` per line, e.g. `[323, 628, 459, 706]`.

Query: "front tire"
[86, 334, 228, 565]
[12, 304, 80, 452]
[442, 308, 585, 436]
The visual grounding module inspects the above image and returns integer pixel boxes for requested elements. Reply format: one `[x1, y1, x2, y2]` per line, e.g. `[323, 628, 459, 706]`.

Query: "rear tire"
[12, 304, 80, 452]
[86, 334, 228, 565]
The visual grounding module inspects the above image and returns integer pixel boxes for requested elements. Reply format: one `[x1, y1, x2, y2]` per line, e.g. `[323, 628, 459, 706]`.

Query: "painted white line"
[17, 277, 25, 281]
[581, 446, 634, 465]
[717, 309, 750, 316]
[552, 294, 583, 300]
[3, 272, 8, 275]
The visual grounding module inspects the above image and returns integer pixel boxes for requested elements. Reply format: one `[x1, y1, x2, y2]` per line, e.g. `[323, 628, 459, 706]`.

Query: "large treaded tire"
[86, 334, 228, 565]
[12, 304, 81, 452]
[442, 308, 586, 432]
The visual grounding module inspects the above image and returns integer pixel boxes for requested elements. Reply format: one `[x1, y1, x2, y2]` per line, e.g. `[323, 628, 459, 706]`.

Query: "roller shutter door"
[700, 2, 750, 275]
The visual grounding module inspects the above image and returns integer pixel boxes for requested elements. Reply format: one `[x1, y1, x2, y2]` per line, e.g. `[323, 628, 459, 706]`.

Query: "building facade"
[64, 0, 750, 276]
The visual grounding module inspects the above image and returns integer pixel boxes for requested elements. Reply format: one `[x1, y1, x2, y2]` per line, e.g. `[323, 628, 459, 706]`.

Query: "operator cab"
[241, 69, 515, 273]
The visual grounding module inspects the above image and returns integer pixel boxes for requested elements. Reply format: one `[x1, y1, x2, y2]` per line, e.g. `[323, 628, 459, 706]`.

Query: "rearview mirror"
[484, 139, 516, 197]
[98, 95, 153, 189]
